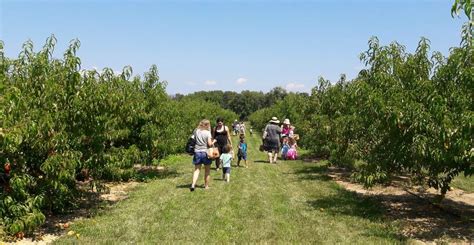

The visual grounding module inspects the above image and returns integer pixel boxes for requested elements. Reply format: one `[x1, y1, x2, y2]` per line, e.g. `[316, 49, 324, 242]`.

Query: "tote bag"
[207, 147, 220, 159]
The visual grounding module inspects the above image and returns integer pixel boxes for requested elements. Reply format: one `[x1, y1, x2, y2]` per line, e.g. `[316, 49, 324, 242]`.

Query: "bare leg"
[215, 159, 220, 170]
[225, 173, 230, 182]
[268, 152, 273, 163]
[191, 164, 202, 190]
[204, 164, 211, 189]
[273, 150, 278, 163]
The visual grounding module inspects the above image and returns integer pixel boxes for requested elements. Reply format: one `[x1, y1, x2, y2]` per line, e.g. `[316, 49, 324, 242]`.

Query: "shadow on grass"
[253, 160, 269, 163]
[373, 192, 472, 242]
[176, 184, 191, 189]
[176, 184, 209, 189]
[298, 162, 474, 242]
[36, 181, 137, 239]
[298, 152, 328, 163]
[307, 188, 384, 221]
[135, 168, 181, 181]
[295, 164, 381, 220]
[306, 188, 406, 242]
[292, 164, 332, 181]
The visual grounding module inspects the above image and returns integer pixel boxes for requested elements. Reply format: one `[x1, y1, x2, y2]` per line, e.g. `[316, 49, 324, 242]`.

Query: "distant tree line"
[172, 87, 309, 120]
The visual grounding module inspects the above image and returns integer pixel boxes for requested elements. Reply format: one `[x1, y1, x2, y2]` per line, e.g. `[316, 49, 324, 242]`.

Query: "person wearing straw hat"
[262, 116, 282, 164]
[281, 118, 291, 137]
[280, 118, 292, 143]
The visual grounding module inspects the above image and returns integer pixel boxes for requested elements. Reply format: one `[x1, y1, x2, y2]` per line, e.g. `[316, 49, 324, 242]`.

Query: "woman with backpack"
[212, 117, 232, 170]
[190, 119, 216, 191]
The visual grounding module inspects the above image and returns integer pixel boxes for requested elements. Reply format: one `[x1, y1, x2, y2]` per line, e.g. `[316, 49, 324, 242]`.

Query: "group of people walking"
[232, 120, 253, 136]
[262, 117, 298, 164]
[189, 118, 248, 191]
[189, 116, 297, 191]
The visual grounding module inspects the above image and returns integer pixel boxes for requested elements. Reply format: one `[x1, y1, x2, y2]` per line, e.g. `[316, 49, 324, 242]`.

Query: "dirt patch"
[100, 181, 140, 203]
[326, 166, 474, 244]
[4, 164, 170, 244]
[4, 181, 140, 245]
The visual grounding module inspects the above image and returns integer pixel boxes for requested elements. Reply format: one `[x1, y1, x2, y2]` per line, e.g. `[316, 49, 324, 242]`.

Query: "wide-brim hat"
[269, 116, 280, 124]
[283, 119, 290, 125]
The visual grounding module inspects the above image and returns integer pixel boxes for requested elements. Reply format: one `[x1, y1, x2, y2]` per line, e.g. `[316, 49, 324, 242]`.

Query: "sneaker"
[190, 187, 195, 192]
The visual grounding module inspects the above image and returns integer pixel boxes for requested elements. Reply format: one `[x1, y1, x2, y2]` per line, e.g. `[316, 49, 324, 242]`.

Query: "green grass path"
[57, 131, 404, 244]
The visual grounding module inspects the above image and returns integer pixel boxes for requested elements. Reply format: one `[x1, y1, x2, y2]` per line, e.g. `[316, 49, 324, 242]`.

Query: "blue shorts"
[222, 167, 231, 174]
[238, 153, 247, 160]
[193, 152, 212, 165]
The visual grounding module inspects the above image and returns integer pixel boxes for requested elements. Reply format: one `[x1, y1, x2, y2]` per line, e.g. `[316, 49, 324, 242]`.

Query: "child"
[289, 126, 296, 138]
[239, 122, 246, 135]
[281, 137, 290, 160]
[237, 134, 248, 168]
[286, 137, 298, 160]
[220, 144, 233, 182]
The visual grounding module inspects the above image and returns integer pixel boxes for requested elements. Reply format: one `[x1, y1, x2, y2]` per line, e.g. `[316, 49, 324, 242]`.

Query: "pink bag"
[286, 148, 297, 160]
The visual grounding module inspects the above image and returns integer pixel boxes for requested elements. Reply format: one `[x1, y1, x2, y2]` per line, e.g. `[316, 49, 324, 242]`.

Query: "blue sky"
[0, 0, 466, 94]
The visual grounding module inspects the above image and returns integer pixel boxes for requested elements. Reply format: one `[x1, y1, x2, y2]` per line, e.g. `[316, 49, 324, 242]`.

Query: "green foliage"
[176, 87, 296, 120]
[451, 0, 473, 49]
[0, 36, 237, 235]
[249, 37, 473, 194]
[353, 37, 473, 193]
[57, 141, 404, 244]
[248, 92, 310, 137]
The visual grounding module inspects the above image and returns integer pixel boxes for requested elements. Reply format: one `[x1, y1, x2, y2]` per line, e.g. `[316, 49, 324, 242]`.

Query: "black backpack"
[185, 133, 196, 155]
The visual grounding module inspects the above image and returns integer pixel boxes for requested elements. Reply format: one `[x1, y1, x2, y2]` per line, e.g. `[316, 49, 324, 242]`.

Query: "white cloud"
[285, 82, 305, 91]
[236, 77, 248, 85]
[204, 80, 217, 86]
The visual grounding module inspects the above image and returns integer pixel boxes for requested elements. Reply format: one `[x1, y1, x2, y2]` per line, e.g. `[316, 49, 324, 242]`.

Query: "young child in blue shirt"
[220, 144, 233, 182]
[281, 136, 290, 160]
[237, 134, 248, 168]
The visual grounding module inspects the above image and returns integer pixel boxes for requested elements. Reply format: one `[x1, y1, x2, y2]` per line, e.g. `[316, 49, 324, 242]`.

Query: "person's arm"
[262, 125, 268, 139]
[207, 132, 216, 147]
[226, 126, 232, 146]
[277, 126, 282, 140]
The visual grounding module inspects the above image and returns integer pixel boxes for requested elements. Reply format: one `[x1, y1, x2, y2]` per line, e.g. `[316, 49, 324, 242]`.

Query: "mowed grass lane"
[56, 129, 403, 244]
